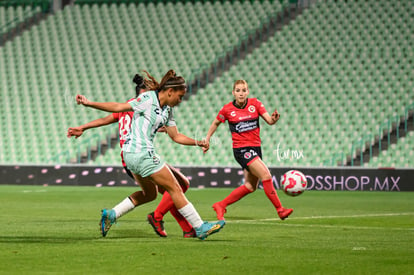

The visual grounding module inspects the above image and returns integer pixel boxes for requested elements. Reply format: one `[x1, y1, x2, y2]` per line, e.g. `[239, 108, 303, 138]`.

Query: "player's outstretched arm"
[261, 109, 280, 125]
[165, 126, 208, 151]
[76, 95, 132, 113]
[204, 118, 222, 153]
[67, 115, 117, 139]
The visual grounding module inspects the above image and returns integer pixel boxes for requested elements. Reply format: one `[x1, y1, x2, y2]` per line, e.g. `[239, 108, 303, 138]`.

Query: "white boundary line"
[229, 212, 414, 223]
[277, 223, 414, 231]
[227, 212, 414, 231]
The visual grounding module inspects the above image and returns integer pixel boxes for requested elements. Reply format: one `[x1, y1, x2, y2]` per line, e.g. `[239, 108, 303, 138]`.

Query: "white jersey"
[123, 91, 176, 153]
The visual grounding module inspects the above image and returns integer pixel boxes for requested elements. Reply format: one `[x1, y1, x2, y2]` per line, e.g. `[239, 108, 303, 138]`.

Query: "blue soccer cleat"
[99, 209, 116, 237]
[195, 220, 226, 240]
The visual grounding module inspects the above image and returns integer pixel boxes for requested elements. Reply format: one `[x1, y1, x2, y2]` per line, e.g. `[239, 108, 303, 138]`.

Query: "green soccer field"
[1, 185, 413, 274]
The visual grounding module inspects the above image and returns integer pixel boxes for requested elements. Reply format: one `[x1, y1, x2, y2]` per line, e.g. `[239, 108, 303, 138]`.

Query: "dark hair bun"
[133, 74, 144, 87]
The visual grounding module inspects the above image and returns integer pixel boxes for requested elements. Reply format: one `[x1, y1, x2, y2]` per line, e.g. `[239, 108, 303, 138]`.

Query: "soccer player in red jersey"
[67, 74, 195, 238]
[204, 80, 293, 221]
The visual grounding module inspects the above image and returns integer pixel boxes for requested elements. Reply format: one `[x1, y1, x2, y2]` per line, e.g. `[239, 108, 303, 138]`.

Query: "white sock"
[113, 197, 135, 219]
[178, 203, 203, 229]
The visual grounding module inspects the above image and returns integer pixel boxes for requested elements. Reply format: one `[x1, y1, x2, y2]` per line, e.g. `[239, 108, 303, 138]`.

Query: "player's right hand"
[67, 127, 83, 139]
[201, 139, 210, 153]
[76, 94, 90, 106]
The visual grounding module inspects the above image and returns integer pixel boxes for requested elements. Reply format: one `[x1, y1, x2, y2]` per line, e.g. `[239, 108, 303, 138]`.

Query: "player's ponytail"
[143, 70, 186, 92]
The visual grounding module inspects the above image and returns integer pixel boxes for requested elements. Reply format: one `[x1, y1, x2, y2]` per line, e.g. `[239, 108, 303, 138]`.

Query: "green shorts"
[123, 151, 166, 178]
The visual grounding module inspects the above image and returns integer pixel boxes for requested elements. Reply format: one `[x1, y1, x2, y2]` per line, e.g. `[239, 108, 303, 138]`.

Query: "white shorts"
[123, 151, 166, 178]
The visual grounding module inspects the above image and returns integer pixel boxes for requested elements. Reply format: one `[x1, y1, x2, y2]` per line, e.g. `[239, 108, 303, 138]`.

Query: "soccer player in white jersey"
[67, 74, 196, 238]
[75, 70, 225, 240]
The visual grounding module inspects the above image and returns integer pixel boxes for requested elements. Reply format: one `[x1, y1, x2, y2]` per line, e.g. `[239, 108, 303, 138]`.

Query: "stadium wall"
[0, 165, 413, 191]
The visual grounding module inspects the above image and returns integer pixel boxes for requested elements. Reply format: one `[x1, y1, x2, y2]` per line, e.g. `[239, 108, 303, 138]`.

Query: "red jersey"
[112, 98, 135, 148]
[112, 98, 135, 167]
[216, 98, 267, 148]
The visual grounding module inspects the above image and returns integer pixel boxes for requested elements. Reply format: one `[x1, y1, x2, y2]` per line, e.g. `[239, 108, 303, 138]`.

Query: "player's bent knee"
[170, 168, 190, 191]
[148, 191, 157, 201]
[244, 183, 257, 192]
[180, 179, 190, 192]
[259, 171, 272, 182]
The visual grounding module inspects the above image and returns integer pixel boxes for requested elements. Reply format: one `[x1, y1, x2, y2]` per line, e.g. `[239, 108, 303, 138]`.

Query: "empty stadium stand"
[0, 0, 412, 168]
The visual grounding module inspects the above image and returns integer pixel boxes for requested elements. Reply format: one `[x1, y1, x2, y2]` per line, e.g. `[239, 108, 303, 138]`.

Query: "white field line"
[22, 189, 47, 193]
[277, 223, 414, 231]
[227, 212, 414, 231]
[229, 212, 414, 223]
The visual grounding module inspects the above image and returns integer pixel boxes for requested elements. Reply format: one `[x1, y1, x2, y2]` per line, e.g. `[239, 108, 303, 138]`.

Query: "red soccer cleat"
[183, 228, 196, 238]
[212, 202, 227, 220]
[278, 207, 293, 220]
[147, 212, 167, 237]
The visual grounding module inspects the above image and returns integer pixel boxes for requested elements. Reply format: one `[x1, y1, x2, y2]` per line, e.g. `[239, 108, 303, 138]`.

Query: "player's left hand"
[198, 139, 210, 153]
[271, 109, 280, 124]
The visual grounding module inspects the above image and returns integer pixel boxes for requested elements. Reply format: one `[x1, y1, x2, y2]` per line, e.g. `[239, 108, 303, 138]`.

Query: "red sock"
[153, 183, 190, 225]
[220, 185, 252, 207]
[262, 178, 282, 210]
[169, 206, 193, 232]
[154, 191, 174, 220]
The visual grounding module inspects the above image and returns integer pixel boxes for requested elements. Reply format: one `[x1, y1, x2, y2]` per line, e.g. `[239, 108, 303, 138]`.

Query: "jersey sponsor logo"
[248, 106, 255, 113]
[230, 111, 236, 117]
[238, 115, 252, 120]
[229, 119, 259, 133]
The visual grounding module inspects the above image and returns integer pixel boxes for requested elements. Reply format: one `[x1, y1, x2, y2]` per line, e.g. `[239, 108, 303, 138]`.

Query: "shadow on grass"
[0, 229, 159, 244]
[0, 236, 100, 244]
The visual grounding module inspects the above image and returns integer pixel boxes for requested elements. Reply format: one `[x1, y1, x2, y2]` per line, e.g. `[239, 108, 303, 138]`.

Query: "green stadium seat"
[1, 0, 412, 168]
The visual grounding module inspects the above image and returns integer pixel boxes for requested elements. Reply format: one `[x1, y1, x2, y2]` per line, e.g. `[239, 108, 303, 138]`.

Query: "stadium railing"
[404, 102, 414, 133]
[326, 152, 346, 167]
[362, 134, 373, 162]
[378, 119, 392, 153]
[49, 150, 71, 164]
[75, 133, 102, 163]
[350, 139, 363, 167]
[347, 100, 413, 167]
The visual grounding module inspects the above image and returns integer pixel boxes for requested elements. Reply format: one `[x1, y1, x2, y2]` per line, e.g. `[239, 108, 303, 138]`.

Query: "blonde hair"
[233, 80, 248, 90]
[143, 70, 186, 92]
